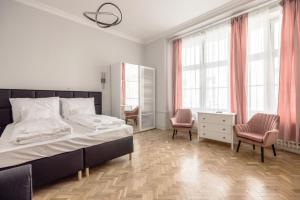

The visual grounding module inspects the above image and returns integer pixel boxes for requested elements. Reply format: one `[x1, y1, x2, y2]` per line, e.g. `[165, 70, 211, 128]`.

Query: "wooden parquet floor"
[34, 129, 300, 200]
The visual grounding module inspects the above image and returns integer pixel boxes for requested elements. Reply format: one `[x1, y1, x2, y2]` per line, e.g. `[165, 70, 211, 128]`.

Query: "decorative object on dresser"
[170, 109, 194, 140]
[234, 113, 280, 162]
[198, 112, 236, 150]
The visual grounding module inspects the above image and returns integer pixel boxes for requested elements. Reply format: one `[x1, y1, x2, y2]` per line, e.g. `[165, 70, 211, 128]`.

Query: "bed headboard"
[0, 89, 102, 136]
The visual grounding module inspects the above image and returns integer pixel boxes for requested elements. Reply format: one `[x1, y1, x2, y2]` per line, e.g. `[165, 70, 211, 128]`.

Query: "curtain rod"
[169, 0, 281, 41]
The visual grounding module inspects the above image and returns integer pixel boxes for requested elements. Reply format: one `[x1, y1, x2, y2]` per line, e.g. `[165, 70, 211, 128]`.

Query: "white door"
[139, 66, 155, 131]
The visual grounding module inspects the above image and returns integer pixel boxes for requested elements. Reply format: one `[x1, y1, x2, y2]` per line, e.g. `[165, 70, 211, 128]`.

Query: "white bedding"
[0, 120, 133, 168]
[68, 114, 125, 130]
[11, 119, 72, 144]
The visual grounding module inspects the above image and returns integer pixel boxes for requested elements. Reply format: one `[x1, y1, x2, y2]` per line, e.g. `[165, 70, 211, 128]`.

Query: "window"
[247, 8, 282, 118]
[182, 23, 231, 112]
[125, 64, 139, 109]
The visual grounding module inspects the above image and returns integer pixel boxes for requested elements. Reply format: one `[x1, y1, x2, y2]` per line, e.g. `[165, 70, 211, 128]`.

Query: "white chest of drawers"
[197, 112, 236, 150]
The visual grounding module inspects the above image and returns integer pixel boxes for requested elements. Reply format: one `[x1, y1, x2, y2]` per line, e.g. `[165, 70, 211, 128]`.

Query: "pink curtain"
[121, 62, 126, 106]
[278, 0, 300, 143]
[172, 39, 182, 114]
[230, 14, 248, 124]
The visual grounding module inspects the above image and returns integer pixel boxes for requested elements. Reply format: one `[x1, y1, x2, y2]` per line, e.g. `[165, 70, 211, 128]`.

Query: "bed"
[0, 89, 134, 188]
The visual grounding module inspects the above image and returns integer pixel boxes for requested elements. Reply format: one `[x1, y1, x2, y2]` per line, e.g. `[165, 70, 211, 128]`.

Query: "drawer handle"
[222, 119, 226, 122]
[202, 117, 206, 120]
[222, 128, 226, 131]
[202, 125, 206, 128]
[222, 136, 226, 139]
[203, 133, 206, 135]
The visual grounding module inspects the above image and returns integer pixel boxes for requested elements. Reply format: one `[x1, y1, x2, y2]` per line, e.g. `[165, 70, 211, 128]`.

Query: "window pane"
[219, 66, 228, 87]
[125, 64, 138, 81]
[206, 67, 219, 88]
[249, 60, 264, 86]
[274, 57, 280, 85]
[206, 88, 217, 109]
[273, 21, 281, 50]
[218, 88, 228, 110]
[247, 8, 282, 118]
[249, 28, 265, 54]
[182, 23, 230, 112]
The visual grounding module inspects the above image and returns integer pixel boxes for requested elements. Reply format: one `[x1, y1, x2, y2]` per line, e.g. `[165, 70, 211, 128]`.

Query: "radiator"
[276, 139, 300, 154]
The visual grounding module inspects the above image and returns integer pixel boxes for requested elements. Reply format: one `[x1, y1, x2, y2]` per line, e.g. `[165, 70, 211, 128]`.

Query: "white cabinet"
[197, 112, 236, 150]
[110, 62, 155, 132]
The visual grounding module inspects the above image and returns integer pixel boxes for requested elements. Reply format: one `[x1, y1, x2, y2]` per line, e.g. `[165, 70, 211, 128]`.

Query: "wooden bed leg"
[77, 170, 82, 181]
[85, 168, 90, 177]
[129, 153, 132, 160]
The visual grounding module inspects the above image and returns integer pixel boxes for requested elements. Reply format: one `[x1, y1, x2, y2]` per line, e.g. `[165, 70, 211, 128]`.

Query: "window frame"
[181, 24, 231, 113]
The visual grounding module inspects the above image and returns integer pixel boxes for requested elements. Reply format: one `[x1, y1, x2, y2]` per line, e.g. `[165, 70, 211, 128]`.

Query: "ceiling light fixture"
[83, 2, 122, 28]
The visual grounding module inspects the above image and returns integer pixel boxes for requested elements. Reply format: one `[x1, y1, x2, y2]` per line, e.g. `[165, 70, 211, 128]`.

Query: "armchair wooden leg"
[236, 140, 241, 152]
[261, 147, 264, 162]
[172, 129, 175, 139]
[175, 129, 177, 135]
[253, 145, 255, 150]
[189, 130, 192, 141]
[272, 144, 276, 157]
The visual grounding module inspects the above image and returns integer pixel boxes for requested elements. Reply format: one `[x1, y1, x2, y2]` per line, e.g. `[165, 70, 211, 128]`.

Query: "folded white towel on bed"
[11, 118, 72, 144]
[68, 114, 125, 131]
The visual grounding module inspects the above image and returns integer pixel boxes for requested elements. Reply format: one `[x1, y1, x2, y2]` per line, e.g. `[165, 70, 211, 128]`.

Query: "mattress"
[0, 121, 133, 168]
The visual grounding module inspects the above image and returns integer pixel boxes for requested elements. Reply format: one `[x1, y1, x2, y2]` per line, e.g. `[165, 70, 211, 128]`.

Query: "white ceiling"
[17, 0, 241, 43]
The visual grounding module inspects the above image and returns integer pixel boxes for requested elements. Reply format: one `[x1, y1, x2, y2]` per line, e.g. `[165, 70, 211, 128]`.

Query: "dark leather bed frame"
[0, 89, 133, 188]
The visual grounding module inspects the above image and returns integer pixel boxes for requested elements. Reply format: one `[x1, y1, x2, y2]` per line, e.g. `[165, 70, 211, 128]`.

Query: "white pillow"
[60, 98, 95, 119]
[9, 97, 60, 122]
[20, 106, 57, 121]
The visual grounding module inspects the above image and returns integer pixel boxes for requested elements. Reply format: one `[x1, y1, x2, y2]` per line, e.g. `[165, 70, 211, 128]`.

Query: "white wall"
[144, 39, 170, 130]
[0, 0, 144, 115]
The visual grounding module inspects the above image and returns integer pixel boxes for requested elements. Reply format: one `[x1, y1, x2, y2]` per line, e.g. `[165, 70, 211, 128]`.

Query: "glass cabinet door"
[139, 66, 155, 131]
[122, 63, 140, 132]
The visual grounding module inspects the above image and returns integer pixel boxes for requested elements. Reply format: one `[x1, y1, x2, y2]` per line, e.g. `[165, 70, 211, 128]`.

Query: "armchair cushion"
[171, 121, 194, 128]
[237, 132, 264, 143]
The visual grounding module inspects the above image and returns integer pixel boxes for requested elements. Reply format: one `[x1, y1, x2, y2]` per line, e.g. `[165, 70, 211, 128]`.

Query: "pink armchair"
[124, 107, 139, 125]
[234, 113, 280, 162]
[170, 109, 194, 140]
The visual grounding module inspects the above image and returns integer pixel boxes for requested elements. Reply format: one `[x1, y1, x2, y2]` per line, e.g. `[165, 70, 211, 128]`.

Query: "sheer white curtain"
[247, 8, 282, 118]
[182, 23, 231, 113]
[203, 25, 231, 112]
[182, 33, 202, 110]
